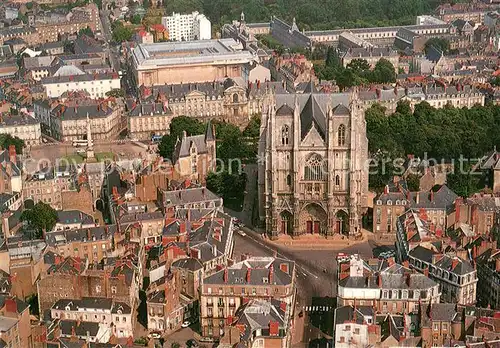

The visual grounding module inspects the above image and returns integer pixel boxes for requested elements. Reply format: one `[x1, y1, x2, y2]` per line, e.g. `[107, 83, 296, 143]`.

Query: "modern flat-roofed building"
[130, 39, 255, 86]
[161, 11, 211, 41]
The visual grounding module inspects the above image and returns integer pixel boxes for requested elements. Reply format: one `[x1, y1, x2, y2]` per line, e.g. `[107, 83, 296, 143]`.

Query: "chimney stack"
[246, 268, 251, 283]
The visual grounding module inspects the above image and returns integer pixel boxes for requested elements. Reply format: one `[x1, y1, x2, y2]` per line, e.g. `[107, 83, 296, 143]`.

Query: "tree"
[112, 22, 133, 42]
[171, 342, 180, 348]
[20, 202, 58, 238]
[79, 27, 94, 38]
[106, 89, 125, 98]
[406, 174, 421, 191]
[371, 58, 396, 83]
[242, 114, 261, 138]
[130, 14, 142, 24]
[206, 171, 247, 211]
[0, 134, 24, 154]
[158, 117, 205, 159]
[346, 58, 370, 74]
[143, 0, 151, 8]
[325, 47, 341, 69]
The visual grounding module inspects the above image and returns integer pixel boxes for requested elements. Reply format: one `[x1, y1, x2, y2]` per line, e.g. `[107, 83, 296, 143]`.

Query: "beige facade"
[128, 102, 172, 141]
[130, 39, 254, 87]
[0, 114, 41, 146]
[258, 89, 368, 238]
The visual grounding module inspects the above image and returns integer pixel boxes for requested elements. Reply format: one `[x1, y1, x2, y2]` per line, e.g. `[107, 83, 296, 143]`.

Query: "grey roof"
[172, 134, 209, 160]
[270, 17, 311, 49]
[409, 245, 436, 263]
[204, 256, 295, 286]
[128, 102, 173, 118]
[45, 225, 116, 247]
[234, 299, 286, 341]
[132, 39, 254, 68]
[0, 113, 39, 127]
[0, 316, 18, 332]
[429, 303, 460, 322]
[411, 185, 458, 211]
[425, 45, 444, 63]
[300, 94, 326, 140]
[0, 150, 21, 177]
[42, 72, 119, 84]
[161, 187, 220, 207]
[335, 305, 374, 326]
[433, 254, 475, 276]
[51, 103, 115, 121]
[343, 47, 397, 59]
[56, 210, 94, 226]
[59, 320, 100, 337]
[74, 34, 104, 55]
[172, 257, 203, 271]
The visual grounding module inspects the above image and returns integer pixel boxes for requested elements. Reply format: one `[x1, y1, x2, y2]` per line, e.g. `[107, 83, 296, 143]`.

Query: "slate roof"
[56, 210, 94, 226]
[52, 297, 131, 314]
[300, 94, 326, 140]
[233, 299, 286, 341]
[59, 320, 100, 337]
[409, 245, 436, 264]
[334, 305, 373, 326]
[172, 257, 203, 272]
[0, 295, 28, 314]
[433, 254, 475, 276]
[128, 102, 173, 117]
[161, 187, 220, 207]
[204, 256, 294, 286]
[45, 225, 116, 247]
[41, 72, 118, 84]
[51, 103, 115, 121]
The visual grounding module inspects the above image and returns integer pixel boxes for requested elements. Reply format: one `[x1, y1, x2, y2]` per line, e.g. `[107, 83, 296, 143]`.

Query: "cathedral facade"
[258, 87, 368, 237]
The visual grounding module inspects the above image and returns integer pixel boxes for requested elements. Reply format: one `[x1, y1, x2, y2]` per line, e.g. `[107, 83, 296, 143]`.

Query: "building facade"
[258, 88, 368, 237]
[161, 11, 211, 41]
[0, 114, 41, 146]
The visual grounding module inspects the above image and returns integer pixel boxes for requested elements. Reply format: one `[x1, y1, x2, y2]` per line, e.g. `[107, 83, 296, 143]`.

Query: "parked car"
[181, 320, 191, 328]
[237, 230, 247, 237]
[148, 332, 161, 339]
[186, 339, 199, 348]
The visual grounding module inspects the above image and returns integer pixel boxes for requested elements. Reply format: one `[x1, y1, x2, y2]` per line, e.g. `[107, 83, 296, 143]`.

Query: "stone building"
[337, 255, 441, 314]
[172, 124, 216, 184]
[341, 47, 399, 71]
[396, 209, 478, 305]
[0, 147, 22, 195]
[127, 101, 173, 141]
[130, 39, 254, 86]
[200, 256, 296, 340]
[258, 87, 368, 237]
[0, 113, 42, 146]
[50, 297, 133, 338]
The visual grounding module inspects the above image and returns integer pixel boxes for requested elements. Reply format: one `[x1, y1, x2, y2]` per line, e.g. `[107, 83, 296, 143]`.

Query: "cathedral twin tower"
[257, 85, 369, 238]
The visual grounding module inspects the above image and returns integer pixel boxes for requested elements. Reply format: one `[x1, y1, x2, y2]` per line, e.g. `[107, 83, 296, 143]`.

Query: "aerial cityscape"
[0, 0, 498, 347]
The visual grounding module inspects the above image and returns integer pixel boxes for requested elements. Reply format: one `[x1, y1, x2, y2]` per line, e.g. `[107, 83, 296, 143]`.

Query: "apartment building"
[396, 210, 478, 305]
[45, 225, 116, 263]
[269, 54, 318, 92]
[337, 255, 440, 314]
[474, 240, 500, 309]
[34, 100, 123, 142]
[51, 297, 133, 338]
[23, 165, 75, 210]
[342, 47, 399, 71]
[41, 72, 120, 99]
[0, 147, 22, 195]
[373, 181, 457, 242]
[139, 79, 278, 127]
[128, 101, 173, 141]
[0, 113, 41, 146]
[200, 256, 296, 340]
[37, 256, 138, 312]
[161, 11, 211, 41]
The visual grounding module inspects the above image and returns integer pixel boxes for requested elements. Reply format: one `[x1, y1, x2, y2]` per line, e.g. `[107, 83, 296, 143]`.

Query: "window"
[335, 175, 340, 186]
[354, 328, 360, 334]
[304, 154, 326, 181]
[281, 125, 290, 145]
[111, 286, 117, 294]
[433, 323, 439, 331]
[338, 124, 346, 146]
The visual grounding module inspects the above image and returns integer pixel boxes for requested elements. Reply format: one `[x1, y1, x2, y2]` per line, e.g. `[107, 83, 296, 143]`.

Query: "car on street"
[237, 230, 246, 237]
[181, 320, 191, 328]
[148, 332, 161, 339]
[186, 339, 199, 348]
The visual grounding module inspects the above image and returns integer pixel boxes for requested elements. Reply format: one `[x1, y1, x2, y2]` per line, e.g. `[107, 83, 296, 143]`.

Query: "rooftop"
[132, 38, 254, 68]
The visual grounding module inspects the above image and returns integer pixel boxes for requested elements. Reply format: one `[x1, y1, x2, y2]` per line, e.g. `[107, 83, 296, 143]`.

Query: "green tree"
[106, 89, 125, 98]
[171, 342, 181, 348]
[371, 58, 396, 83]
[406, 174, 421, 191]
[112, 22, 133, 42]
[20, 202, 58, 238]
[0, 134, 25, 154]
[130, 14, 142, 24]
[158, 117, 205, 159]
[79, 26, 94, 38]
[242, 114, 261, 138]
[206, 171, 247, 211]
[325, 47, 341, 69]
[346, 58, 370, 74]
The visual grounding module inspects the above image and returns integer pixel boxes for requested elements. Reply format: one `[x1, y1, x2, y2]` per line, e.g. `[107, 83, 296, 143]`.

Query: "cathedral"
[258, 85, 369, 238]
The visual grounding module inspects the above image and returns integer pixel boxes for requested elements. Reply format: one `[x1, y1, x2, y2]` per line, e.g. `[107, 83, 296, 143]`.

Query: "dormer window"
[376, 200, 382, 205]
[387, 200, 392, 205]
[395, 200, 400, 205]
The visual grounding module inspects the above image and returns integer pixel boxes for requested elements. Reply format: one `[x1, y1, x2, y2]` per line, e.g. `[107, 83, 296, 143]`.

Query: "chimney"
[377, 274, 382, 287]
[4, 298, 17, 313]
[416, 192, 420, 204]
[384, 185, 389, 195]
[451, 258, 459, 270]
[8, 145, 16, 163]
[496, 258, 500, 272]
[423, 268, 429, 277]
[430, 190, 434, 202]
[269, 321, 279, 336]
[269, 263, 274, 284]
[403, 260, 409, 268]
[279, 263, 289, 274]
[405, 273, 411, 287]
[223, 268, 228, 283]
[246, 268, 251, 283]
[182, 130, 187, 138]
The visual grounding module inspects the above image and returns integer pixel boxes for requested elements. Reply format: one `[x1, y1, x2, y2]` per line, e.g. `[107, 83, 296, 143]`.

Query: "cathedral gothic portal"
[258, 86, 368, 238]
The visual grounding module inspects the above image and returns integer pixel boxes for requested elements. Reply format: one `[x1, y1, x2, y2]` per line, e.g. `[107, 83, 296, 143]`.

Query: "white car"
[237, 230, 246, 237]
[148, 332, 161, 339]
[181, 320, 191, 328]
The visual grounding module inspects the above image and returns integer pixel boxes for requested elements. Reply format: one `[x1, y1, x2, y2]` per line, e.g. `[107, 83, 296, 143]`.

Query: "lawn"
[63, 152, 115, 164]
